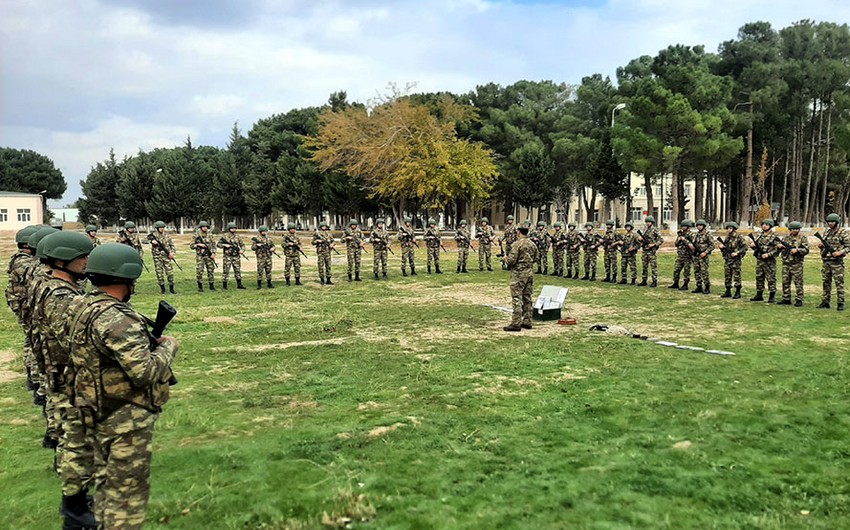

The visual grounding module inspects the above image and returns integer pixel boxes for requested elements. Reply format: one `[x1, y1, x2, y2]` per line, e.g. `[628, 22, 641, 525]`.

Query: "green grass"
[1, 250, 849, 529]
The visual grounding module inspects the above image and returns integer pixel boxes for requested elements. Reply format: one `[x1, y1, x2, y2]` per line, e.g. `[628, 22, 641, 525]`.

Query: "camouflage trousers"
[94, 405, 158, 530]
[347, 247, 362, 276]
[58, 397, 96, 496]
[724, 258, 743, 289]
[694, 256, 711, 287]
[427, 246, 440, 270]
[478, 243, 492, 270]
[222, 255, 242, 280]
[535, 250, 548, 273]
[509, 270, 534, 327]
[584, 251, 598, 277]
[285, 254, 301, 279]
[755, 257, 777, 293]
[256, 253, 273, 282]
[604, 250, 618, 279]
[456, 247, 468, 271]
[373, 249, 388, 274]
[821, 259, 845, 305]
[401, 244, 416, 274]
[195, 255, 215, 283]
[566, 250, 581, 277]
[672, 255, 692, 283]
[152, 253, 174, 285]
[641, 250, 658, 282]
[316, 249, 332, 280]
[781, 260, 805, 302]
[552, 248, 564, 275]
[620, 253, 637, 281]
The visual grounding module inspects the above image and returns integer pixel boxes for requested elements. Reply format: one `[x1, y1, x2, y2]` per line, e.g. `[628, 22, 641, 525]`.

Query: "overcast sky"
[2, 0, 849, 207]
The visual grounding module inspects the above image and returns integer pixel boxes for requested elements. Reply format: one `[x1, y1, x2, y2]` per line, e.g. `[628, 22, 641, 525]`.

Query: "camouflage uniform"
[619, 228, 639, 283]
[601, 225, 620, 282]
[424, 223, 442, 273]
[752, 230, 779, 298]
[565, 226, 582, 278]
[720, 231, 748, 290]
[639, 224, 663, 285]
[282, 231, 303, 284]
[454, 223, 472, 273]
[779, 231, 809, 304]
[476, 223, 495, 271]
[88, 236, 102, 247]
[671, 226, 693, 289]
[28, 264, 58, 442]
[66, 289, 178, 530]
[146, 229, 175, 289]
[190, 228, 217, 288]
[6, 249, 38, 386]
[370, 224, 390, 277]
[219, 230, 245, 285]
[818, 223, 850, 309]
[691, 223, 714, 293]
[505, 236, 539, 329]
[343, 224, 364, 280]
[312, 226, 335, 284]
[117, 230, 144, 257]
[397, 222, 418, 276]
[503, 221, 518, 258]
[529, 224, 550, 274]
[581, 227, 601, 280]
[549, 225, 567, 276]
[251, 232, 276, 286]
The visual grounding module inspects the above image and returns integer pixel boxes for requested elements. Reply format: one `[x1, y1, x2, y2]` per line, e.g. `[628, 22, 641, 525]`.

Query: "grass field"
[1, 236, 849, 529]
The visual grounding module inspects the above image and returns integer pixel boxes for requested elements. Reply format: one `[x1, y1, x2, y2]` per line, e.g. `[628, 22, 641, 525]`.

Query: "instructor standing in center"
[503, 225, 538, 332]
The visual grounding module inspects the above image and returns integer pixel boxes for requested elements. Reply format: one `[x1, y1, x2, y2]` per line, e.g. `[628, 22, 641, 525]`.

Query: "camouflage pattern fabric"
[476, 225, 495, 271]
[454, 226, 472, 271]
[640, 226, 663, 282]
[397, 224, 417, 274]
[506, 238, 538, 327]
[529, 227, 550, 274]
[550, 229, 566, 276]
[88, 235, 102, 247]
[582, 231, 600, 277]
[219, 232, 244, 281]
[252, 234, 276, 282]
[117, 231, 144, 257]
[424, 226, 441, 271]
[692, 228, 714, 289]
[565, 229, 582, 277]
[27, 265, 56, 439]
[619, 231, 639, 281]
[780, 233, 809, 303]
[371, 227, 390, 275]
[343, 227, 364, 276]
[282, 233, 302, 279]
[190, 231, 217, 283]
[819, 226, 850, 306]
[672, 228, 693, 284]
[6, 252, 38, 377]
[754, 231, 779, 294]
[602, 229, 620, 279]
[147, 231, 175, 285]
[503, 223, 518, 257]
[312, 229, 334, 280]
[721, 233, 748, 289]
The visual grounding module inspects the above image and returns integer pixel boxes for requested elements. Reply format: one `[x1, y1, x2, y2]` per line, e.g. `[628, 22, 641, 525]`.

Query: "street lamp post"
[611, 102, 626, 127]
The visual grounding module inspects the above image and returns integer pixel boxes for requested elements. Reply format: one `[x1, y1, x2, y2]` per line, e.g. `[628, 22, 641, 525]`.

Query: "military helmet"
[480, 217, 489, 224]
[506, 215, 514, 221]
[568, 222, 576, 228]
[403, 216, 412, 222]
[227, 222, 237, 229]
[86, 243, 144, 280]
[287, 222, 296, 230]
[349, 219, 359, 226]
[696, 219, 707, 227]
[41, 231, 94, 261]
[645, 215, 656, 223]
[428, 218, 436, 225]
[537, 221, 545, 227]
[376, 218, 385, 224]
[124, 221, 136, 229]
[554, 222, 563, 228]
[585, 223, 594, 229]
[258, 225, 268, 232]
[16, 226, 39, 245]
[725, 221, 739, 230]
[320, 221, 329, 228]
[459, 219, 467, 225]
[198, 221, 210, 228]
[624, 221, 634, 229]
[789, 221, 803, 230]
[85, 224, 97, 233]
[154, 221, 166, 229]
[606, 219, 615, 227]
[680, 219, 693, 227]
[826, 213, 841, 223]
[28, 227, 59, 253]
[761, 219, 775, 228]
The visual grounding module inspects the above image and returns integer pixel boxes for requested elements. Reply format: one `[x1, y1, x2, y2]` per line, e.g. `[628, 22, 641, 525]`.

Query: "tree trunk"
[780, 147, 789, 224]
[802, 101, 819, 224]
[694, 173, 704, 221]
[644, 174, 654, 220]
[821, 101, 832, 217]
[790, 122, 801, 221]
[741, 124, 754, 225]
[671, 171, 680, 227]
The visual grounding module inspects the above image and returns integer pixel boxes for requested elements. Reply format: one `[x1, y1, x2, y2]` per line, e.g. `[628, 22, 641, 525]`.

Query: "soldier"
[689, 219, 714, 294]
[343, 219, 364, 281]
[565, 222, 582, 279]
[503, 225, 539, 332]
[397, 217, 418, 276]
[454, 219, 472, 273]
[637, 215, 663, 287]
[549, 222, 567, 277]
[32, 231, 97, 529]
[717, 222, 748, 299]
[65, 243, 179, 530]
[619, 222, 639, 285]
[581, 223, 600, 281]
[370, 218, 391, 279]
[669, 219, 694, 291]
[816, 213, 850, 311]
[748, 219, 779, 302]
[777, 221, 809, 306]
[312, 221, 335, 285]
[503, 215, 518, 258]
[252, 225, 276, 289]
[530, 221, 550, 274]
[146, 221, 176, 294]
[219, 222, 247, 289]
[282, 223, 303, 286]
[6, 225, 40, 393]
[601, 220, 620, 283]
[116, 221, 144, 258]
[476, 217, 495, 272]
[424, 218, 442, 274]
[85, 225, 102, 247]
[189, 221, 216, 292]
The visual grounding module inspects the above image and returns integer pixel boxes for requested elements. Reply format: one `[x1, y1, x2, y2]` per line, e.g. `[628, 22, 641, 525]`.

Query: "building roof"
[0, 191, 42, 197]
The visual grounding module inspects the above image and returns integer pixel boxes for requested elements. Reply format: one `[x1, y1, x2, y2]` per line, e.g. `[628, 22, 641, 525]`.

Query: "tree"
[0, 147, 66, 200]
[78, 148, 121, 226]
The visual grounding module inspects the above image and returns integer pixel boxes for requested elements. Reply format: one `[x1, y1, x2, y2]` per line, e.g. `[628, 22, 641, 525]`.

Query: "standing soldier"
[454, 219, 472, 273]
[312, 221, 335, 285]
[424, 218, 442, 274]
[343, 219, 364, 282]
[718, 222, 748, 299]
[669, 219, 694, 290]
[117, 221, 144, 258]
[816, 212, 850, 311]
[85, 225, 102, 247]
[476, 217, 495, 272]
[503, 215, 518, 258]
[65, 243, 179, 530]
[397, 217, 418, 276]
[690, 219, 714, 294]
[370, 218, 391, 279]
[549, 222, 567, 277]
[637, 215, 663, 287]
[146, 221, 176, 294]
[502, 225, 539, 332]
[619, 222, 640, 285]
[565, 222, 582, 279]
[282, 223, 303, 286]
[777, 221, 809, 306]
[251, 225, 276, 289]
[6, 226, 40, 394]
[530, 221, 550, 275]
[582, 223, 600, 281]
[748, 219, 779, 302]
[219, 222, 247, 289]
[190, 221, 216, 292]
[601, 220, 620, 283]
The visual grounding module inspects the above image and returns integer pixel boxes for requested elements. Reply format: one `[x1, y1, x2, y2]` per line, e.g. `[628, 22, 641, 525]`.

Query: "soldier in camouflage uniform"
[219, 222, 247, 289]
[718, 222, 748, 299]
[530, 221, 550, 274]
[776, 221, 809, 306]
[601, 220, 620, 283]
[6, 225, 40, 394]
[343, 219, 364, 281]
[85, 225, 102, 247]
[669, 219, 694, 290]
[190, 221, 216, 292]
[619, 222, 640, 285]
[370, 218, 391, 279]
[146, 221, 176, 294]
[312, 221, 335, 285]
[503, 226, 539, 331]
[502, 215, 518, 258]
[565, 222, 582, 279]
[65, 243, 179, 530]
[117, 221, 144, 258]
[748, 219, 779, 302]
[397, 217, 418, 276]
[637, 215, 663, 287]
[32, 231, 97, 529]
[251, 225, 276, 289]
[476, 217, 495, 272]
[549, 222, 567, 276]
[689, 219, 714, 294]
[282, 223, 303, 286]
[424, 218, 443, 274]
[453, 219, 472, 273]
[581, 223, 601, 281]
[816, 213, 850, 311]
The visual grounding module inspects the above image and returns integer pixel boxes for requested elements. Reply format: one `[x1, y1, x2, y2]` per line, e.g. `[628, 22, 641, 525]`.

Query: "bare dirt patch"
[368, 422, 406, 437]
[463, 373, 542, 396]
[0, 350, 22, 383]
[213, 337, 348, 353]
[391, 282, 507, 307]
[203, 316, 239, 324]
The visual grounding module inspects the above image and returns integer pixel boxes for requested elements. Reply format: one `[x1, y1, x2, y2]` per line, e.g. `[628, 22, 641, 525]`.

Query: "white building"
[0, 191, 44, 231]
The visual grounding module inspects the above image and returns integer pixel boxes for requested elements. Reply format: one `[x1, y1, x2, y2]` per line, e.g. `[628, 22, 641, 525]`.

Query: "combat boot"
[159, 283, 166, 294]
[236, 279, 246, 290]
[631, 278, 636, 285]
[536, 266, 542, 274]
[169, 283, 176, 294]
[435, 266, 442, 274]
[838, 303, 845, 311]
[776, 299, 792, 305]
[402, 270, 408, 277]
[376, 272, 381, 279]
[520, 323, 533, 329]
[637, 279, 647, 286]
[679, 280, 689, 291]
[602, 273, 610, 283]
[720, 288, 732, 298]
[267, 280, 274, 288]
[209, 282, 216, 291]
[320, 277, 325, 285]
[326, 277, 333, 285]
[61, 490, 96, 530]
[732, 287, 741, 299]
[257, 280, 263, 289]
[817, 301, 830, 309]
[650, 280, 657, 288]
[618, 279, 627, 285]
[767, 292, 776, 303]
[383, 272, 388, 278]
[222, 280, 228, 290]
[668, 281, 680, 289]
[581, 273, 589, 280]
[794, 300, 803, 307]
[286, 277, 291, 286]
[411, 266, 417, 275]
[461, 267, 467, 273]
[295, 277, 302, 286]
[456, 266, 461, 274]
[355, 273, 362, 281]
[197, 282, 203, 292]
[749, 291, 764, 302]
[486, 267, 493, 272]
[348, 273, 353, 282]
[692, 284, 703, 293]
[610, 274, 617, 283]
[503, 325, 521, 332]
[589, 273, 596, 281]
[702, 284, 711, 295]
[427, 265, 431, 274]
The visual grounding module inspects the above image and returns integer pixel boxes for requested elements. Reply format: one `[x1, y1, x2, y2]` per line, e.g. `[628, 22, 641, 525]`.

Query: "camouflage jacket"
[281, 233, 302, 257]
[312, 230, 335, 250]
[476, 225, 495, 244]
[190, 230, 217, 258]
[719, 233, 748, 261]
[503, 224, 518, 245]
[397, 225, 416, 247]
[639, 226, 663, 252]
[565, 230, 582, 252]
[5, 251, 34, 318]
[778, 234, 809, 264]
[620, 231, 640, 256]
[691, 229, 715, 256]
[370, 227, 391, 250]
[66, 289, 177, 419]
[424, 227, 441, 249]
[582, 232, 602, 253]
[25, 265, 53, 370]
[818, 227, 850, 261]
[343, 227, 364, 250]
[32, 276, 84, 373]
[117, 230, 144, 255]
[89, 236, 102, 247]
[529, 228, 550, 251]
[146, 230, 175, 257]
[550, 230, 567, 250]
[506, 237, 538, 273]
[752, 231, 779, 260]
[602, 230, 621, 253]
[454, 227, 472, 248]
[673, 229, 692, 257]
[251, 234, 276, 257]
[219, 232, 245, 257]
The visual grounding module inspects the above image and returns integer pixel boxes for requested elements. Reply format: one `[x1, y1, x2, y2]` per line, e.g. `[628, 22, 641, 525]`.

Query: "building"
[0, 191, 44, 231]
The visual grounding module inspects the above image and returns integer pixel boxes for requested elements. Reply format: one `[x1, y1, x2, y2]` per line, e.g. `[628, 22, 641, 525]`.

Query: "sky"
[2, 0, 849, 207]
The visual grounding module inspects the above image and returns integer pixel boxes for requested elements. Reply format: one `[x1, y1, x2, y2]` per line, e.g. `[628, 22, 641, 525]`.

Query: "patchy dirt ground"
[0, 350, 23, 383]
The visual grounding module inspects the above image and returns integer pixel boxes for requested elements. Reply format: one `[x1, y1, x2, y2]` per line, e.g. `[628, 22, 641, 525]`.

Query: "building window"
[684, 185, 691, 198]
[17, 209, 31, 223]
[0, 209, 7, 222]
[655, 186, 663, 196]
[630, 207, 642, 221]
[592, 210, 600, 222]
[663, 208, 673, 222]
[575, 210, 581, 223]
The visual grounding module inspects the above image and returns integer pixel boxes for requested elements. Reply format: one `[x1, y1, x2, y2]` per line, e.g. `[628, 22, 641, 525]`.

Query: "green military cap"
[680, 219, 693, 227]
[624, 221, 634, 228]
[123, 221, 136, 229]
[41, 231, 94, 261]
[826, 213, 841, 222]
[696, 219, 707, 226]
[605, 220, 615, 226]
[554, 222, 563, 228]
[86, 243, 144, 280]
[85, 224, 97, 233]
[506, 215, 514, 221]
[459, 219, 467, 225]
[480, 217, 489, 224]
[258, 225, 268, 232]
[761, 219, 775, 228]
[227, 222, 237, 229]
[537, 221, 545, 227]
[16, 226, 39, 244]
[28, 227, 59, 252]
[376, 218, 385, 224]
[198, 221, 210, 228]
[428, 218, 436, 225]
[725, 221, 739, 229]
[320, 221, 329, 228]
[287, 222, 296, 230]
[789, 221, 803, 230]
[403, 216, 412, 222]
[349, 219, 359, 226]
[568, 222, 576, 228]
[154, 221, 166, 229]
[585, 223, 594, 229]
[645, 215, 656, 223]
[524, 219, 532, 226]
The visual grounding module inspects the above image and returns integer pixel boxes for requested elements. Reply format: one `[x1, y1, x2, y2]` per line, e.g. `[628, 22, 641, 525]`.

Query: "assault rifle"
[252, 236, 285, 259]
[716, 237, 732, 257]
[147, 300, 178, 386]
[120, 230, 149, 272]
[146, 233, 183, 270]
[775, 238, 794, 259]
[219, 240, 250, 260]
[439, 242, 449, 253]
[747, 233, 767, 260]
[193, 235, 218, 268]
[813, 232, 837, 258]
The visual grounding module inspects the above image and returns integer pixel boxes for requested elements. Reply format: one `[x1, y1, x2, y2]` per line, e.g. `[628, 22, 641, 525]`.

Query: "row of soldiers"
[6, 225, 179, 528]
